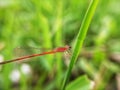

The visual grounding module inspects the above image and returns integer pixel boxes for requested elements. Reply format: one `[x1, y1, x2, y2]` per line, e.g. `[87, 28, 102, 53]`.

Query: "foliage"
[0, 0, 120, 90]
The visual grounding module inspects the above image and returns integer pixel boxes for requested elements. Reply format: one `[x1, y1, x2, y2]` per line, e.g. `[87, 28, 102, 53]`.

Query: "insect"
[0, 45, 71, 65]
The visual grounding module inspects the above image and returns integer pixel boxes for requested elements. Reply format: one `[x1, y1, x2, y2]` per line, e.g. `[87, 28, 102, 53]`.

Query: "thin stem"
[62, 0, 99, 89]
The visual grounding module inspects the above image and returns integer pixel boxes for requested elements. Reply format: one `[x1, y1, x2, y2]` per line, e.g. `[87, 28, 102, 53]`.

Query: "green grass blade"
[54, 0, 63, 88]
[66, 75, 91, 90]
[62, 0, 99, 89]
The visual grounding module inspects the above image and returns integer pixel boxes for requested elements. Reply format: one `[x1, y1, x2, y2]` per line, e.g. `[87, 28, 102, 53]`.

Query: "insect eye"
[69, 46, 71, 49]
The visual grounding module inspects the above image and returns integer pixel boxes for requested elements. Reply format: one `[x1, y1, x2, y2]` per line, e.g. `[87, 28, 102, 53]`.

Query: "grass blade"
[62, 0, 99, 89]
[66, 75, 91, 90]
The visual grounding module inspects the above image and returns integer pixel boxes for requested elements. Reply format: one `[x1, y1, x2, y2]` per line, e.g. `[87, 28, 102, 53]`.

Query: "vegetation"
[0, 0, 120, 90]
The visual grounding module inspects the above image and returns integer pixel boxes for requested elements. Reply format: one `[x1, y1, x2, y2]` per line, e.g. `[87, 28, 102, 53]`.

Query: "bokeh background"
[0, 0, 120, 90]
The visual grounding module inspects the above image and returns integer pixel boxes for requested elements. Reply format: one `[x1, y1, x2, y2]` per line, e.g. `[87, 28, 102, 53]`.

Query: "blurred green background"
[0, 0, 120, 90]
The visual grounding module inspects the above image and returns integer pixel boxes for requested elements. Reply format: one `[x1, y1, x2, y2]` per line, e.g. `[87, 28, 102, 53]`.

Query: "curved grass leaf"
[66, 75, 91, 90]
[62, 0, 99, 89]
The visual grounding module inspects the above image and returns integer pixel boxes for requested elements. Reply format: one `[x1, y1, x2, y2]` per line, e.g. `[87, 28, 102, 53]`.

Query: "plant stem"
[62, 0, 99, 89]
